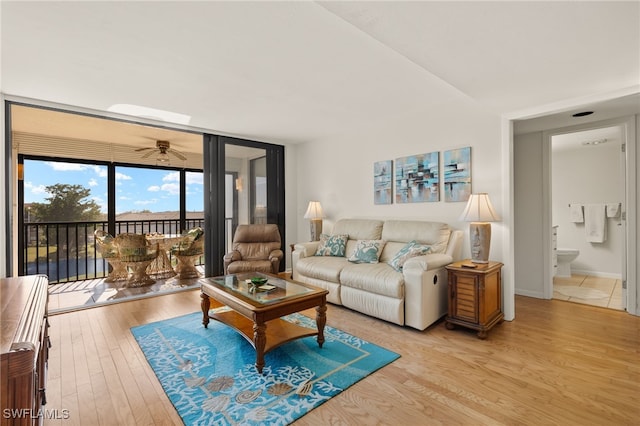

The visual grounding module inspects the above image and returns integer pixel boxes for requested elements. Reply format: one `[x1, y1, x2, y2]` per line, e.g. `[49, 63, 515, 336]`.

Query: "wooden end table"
[445, 260, 504, 339]
[200, 272, 328, 374]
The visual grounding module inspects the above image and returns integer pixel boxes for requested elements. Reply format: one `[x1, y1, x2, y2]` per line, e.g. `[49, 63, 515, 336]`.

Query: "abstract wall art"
[373, 160, 393, 204]
[395, 152, 439, 203]
[443, 147, 471, 202]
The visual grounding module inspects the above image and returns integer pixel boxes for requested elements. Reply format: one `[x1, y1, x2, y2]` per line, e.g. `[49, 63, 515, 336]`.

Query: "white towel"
[584, 204, 606, 243]
[569, 204, 584, 223]
[606, 203, 620, 218]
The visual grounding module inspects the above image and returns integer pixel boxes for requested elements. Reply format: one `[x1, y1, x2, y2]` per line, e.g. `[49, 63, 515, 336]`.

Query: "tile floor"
[47, 266, 204, 314]
[553, 274, 624, 311]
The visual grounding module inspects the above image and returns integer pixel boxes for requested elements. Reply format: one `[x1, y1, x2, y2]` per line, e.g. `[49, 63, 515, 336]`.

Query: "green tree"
[30, 183, 102, 222]
[29, 184, 103, 259]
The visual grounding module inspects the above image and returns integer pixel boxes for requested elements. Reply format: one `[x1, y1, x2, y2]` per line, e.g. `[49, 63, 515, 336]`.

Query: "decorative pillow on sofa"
[388, 240, 431, 271]
[315, 234, 349, 257]
[347, 240, 386, 264]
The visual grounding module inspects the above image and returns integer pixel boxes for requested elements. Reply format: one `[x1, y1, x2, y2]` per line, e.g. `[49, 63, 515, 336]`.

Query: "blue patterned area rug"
[131, 311, 400, 425]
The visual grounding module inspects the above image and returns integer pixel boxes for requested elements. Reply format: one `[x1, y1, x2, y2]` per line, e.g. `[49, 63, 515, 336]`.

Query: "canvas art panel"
[443, 147, 471, 202]
[374, 160, 393, 204]
[395, 152, 439, 203]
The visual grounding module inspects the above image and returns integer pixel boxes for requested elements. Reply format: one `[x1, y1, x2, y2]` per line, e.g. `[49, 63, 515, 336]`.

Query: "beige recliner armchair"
[223, 224, 283, 275]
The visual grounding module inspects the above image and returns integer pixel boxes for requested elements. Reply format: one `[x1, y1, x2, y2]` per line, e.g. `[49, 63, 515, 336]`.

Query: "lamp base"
[309, 219, 323, 241]
[469, 222, 491, 263]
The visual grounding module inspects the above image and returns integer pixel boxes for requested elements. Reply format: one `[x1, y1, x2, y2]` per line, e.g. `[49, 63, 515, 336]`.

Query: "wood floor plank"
[43, 290, 640, 425]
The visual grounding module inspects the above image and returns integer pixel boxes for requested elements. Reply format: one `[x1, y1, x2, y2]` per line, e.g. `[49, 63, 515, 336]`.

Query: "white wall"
[513, 132, 545, 298]
[552, 139, 623, 277]
[292, 97, 504, 262]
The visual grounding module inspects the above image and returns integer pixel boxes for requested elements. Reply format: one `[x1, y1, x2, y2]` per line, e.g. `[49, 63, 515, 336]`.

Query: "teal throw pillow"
[388, 240, 431, 271]
[348, 240, 386, 264]
[315, 234, 348, 257]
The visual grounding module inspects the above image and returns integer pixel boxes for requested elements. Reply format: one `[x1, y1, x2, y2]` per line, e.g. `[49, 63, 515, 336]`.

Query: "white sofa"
[292, 219, 463, 330]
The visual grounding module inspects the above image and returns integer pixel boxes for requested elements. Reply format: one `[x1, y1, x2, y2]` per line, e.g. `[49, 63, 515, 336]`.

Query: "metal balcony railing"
[22, 219, 206, 284]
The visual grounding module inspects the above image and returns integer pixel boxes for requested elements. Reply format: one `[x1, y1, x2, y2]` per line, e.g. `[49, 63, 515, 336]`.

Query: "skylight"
[108, 104, 191, 125]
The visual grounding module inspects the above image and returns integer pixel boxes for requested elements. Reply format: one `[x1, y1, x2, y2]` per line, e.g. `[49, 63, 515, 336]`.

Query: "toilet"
[556, 248, 580, 278]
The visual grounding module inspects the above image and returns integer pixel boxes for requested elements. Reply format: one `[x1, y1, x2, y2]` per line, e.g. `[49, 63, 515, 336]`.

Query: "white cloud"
[116, 172, 132, 181]
[88, 178, 98, 187]
[148, 185, 161, 192]
[46, 161, 88, 171]
[163, 172, 180, 182]
[25, 181, 49, 195]
[92, 165, 108, 178]
[186, 172, 203, 185]
[161, 183, 180, 195]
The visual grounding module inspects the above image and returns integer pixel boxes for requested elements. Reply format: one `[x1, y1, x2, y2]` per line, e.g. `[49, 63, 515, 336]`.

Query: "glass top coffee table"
[199, 272, 329, 374]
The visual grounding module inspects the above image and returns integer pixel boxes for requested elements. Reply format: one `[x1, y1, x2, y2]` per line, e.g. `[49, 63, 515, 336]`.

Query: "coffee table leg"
[253, 321, 266, 374]
[316, 302, 327, 348]
[201, 292, 210, 328]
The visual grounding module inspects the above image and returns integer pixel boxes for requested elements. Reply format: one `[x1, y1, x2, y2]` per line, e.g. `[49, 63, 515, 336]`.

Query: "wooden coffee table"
[200, 272, 329, 374]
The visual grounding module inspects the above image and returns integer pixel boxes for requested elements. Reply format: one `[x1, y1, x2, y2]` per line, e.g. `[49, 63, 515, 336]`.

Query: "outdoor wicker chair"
[94, 229, 128, 282]
[114, 233, 159, 287]
[171, 227, 204, 279]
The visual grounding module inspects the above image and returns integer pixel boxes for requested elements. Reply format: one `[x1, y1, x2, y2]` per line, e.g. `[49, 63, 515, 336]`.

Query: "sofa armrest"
[403, 253, 453, 272]
[292, 241, 320, 280]
[293, 241, 320, 258]
[403, 253, 453, 330]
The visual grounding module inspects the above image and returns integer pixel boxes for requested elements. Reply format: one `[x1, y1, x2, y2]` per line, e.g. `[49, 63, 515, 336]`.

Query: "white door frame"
[542, 116, 636, 312]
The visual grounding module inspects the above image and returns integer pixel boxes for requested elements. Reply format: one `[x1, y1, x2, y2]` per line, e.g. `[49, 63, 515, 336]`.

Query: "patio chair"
[114, 233, 159, 287]
[94, 230, 128, 282]
[171, 227, 204, 279]
[223, 224, 283, 275]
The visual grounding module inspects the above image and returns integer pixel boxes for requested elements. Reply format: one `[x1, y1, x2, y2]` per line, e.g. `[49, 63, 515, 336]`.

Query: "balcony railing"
[22, 219, 207, 284]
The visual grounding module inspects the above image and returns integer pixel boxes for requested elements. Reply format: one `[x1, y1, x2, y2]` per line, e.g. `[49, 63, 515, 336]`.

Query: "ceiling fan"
[135, 140, 187, 163]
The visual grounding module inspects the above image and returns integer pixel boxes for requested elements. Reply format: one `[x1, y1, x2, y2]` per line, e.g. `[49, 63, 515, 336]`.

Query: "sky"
[24, 160, 204, 214]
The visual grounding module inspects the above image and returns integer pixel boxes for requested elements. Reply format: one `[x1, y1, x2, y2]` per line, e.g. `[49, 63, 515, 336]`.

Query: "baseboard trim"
[571, 269, 622, 280]
[515, 289, 546, 299]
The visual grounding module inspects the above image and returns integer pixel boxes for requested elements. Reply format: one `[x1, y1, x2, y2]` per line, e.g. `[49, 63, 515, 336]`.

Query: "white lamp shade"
[304, 201, 324, 219]
[459, 193, 501, 222]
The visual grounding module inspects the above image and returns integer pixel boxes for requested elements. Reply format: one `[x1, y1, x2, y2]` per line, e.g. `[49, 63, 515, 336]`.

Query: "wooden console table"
[1, 275, 50, 426]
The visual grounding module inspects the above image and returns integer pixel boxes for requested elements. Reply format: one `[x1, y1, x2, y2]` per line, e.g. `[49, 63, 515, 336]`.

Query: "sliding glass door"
[203, 135, 285, 276]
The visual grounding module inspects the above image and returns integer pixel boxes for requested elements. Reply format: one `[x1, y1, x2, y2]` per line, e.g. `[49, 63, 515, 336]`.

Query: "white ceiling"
[1, 1, 639, 149]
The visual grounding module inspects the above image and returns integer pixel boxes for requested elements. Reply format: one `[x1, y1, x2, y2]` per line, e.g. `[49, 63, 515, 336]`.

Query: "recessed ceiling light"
[108, 104, 191, 125]
[572, 111, 594, 117]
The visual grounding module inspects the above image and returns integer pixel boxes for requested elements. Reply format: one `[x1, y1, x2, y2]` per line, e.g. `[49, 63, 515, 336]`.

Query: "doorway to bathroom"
[549, 122, 627, 311]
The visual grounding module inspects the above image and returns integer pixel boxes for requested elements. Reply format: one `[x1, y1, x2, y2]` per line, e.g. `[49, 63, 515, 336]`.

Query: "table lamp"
[304, 201, 324, 241]
[459, 193, 501, 263]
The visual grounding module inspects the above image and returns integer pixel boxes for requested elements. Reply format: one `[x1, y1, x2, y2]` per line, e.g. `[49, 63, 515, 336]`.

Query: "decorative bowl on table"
[250, 277, 268, 286]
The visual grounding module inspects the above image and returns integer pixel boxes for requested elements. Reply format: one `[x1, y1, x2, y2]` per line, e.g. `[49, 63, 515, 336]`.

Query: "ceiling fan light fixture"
[156, 152, 171, 165]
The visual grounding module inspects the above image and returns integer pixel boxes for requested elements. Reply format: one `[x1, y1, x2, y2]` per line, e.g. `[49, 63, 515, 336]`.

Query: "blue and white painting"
[443, 147, 471, 202]
[374, 160, 393, 205]
[395, 152, 439, 203]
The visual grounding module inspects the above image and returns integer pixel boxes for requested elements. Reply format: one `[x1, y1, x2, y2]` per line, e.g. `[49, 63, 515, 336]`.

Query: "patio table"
[146, 233, 182, 278]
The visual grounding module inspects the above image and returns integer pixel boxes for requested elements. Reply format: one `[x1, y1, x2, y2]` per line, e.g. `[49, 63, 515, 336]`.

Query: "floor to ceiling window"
[7, 102, 286, 279]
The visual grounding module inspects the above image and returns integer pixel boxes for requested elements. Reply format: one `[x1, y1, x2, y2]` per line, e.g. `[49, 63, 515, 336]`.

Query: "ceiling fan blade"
[168, 149, 187, 161]
[141, 150, 156, 159]
[135, 147, 153, 152]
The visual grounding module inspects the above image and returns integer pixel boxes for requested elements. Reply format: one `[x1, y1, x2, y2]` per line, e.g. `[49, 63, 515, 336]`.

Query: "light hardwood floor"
[44, 290, 639, 425]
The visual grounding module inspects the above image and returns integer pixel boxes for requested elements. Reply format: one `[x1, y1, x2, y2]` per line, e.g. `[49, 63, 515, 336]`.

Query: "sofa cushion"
[332, 219, 384, 240]
[315, 234, 348, 257]
[296, 256, 349, 283]
[347, 240, 386, 264]
[381, 220, 451, 254]
[340, 263, 404, 299]
[388, 241, 431, 271]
